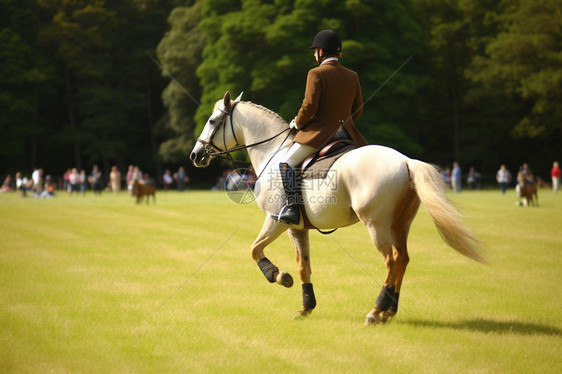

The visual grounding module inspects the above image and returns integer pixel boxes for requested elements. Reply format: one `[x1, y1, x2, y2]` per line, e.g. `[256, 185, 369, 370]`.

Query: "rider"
[519, 163, 535, 183]
[275, 29, 368, 225]
[516, 162, 535, 202]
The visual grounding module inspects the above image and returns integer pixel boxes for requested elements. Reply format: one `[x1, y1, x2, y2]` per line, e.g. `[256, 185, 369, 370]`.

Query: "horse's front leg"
[288, 228, 316, 318]
[251, 216, 294, 287]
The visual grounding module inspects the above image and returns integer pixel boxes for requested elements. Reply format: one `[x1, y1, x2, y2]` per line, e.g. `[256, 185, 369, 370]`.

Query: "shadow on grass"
[401, 318, 561, 336]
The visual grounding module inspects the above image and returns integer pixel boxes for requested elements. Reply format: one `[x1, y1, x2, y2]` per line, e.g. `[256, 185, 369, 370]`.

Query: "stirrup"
[272, 204, 300, 225]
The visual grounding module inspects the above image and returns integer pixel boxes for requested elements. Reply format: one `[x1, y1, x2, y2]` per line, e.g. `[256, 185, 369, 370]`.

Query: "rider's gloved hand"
[289, 118, 298, 130]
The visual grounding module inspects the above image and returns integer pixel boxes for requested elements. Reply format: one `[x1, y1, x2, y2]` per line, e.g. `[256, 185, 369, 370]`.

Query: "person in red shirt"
[551, 161, 561, 193]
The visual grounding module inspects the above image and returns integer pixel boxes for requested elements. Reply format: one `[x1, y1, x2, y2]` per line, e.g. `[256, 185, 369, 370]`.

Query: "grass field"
[0, 188, 560, 373]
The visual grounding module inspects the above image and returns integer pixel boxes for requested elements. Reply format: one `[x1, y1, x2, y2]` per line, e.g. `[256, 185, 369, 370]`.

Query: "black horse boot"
[275, 162, 301, 225]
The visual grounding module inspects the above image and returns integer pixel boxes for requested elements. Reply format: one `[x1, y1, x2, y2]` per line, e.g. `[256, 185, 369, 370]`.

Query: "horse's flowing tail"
[407, 159, 487, 264]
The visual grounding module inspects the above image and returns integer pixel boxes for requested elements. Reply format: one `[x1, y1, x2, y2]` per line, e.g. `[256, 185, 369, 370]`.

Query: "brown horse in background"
[132, 179, 156, 204]
[516, 172, 538, 207]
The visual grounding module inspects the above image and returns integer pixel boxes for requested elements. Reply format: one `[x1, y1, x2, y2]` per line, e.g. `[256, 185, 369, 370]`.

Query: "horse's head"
[190, 91, 243, 167]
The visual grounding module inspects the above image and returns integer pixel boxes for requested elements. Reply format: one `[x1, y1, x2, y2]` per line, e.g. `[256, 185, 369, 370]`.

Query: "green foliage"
[412, 0, 561, 173]
[0, 0, 50, 170]
[188, 0, 425, 151]
[157, 2, 204, 162]
[466, 0, 562, 140]
[0, 0, 177, 177]
[1, 0, 560, 182]
[0, 29, 36, 113]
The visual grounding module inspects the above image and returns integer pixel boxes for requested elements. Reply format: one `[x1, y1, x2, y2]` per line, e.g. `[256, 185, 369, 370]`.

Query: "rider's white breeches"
[282, 142, 316, 168]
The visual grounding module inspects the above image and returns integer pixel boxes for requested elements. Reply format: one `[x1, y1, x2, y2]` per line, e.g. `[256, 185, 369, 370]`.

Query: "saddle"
[301, 139, 357, 179]
[297, 139, 358, 231]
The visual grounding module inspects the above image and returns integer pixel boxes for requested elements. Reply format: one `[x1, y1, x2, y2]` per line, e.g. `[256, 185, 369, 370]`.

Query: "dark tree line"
[2, 0, 560, 184]
[1, 0, 181, 182]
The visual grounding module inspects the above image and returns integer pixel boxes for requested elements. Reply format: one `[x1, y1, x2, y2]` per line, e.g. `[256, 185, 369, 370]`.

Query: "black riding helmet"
[309, 29, 342, 55]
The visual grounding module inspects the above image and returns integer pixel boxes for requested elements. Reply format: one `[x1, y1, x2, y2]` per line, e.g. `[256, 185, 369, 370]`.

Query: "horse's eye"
[209, 120, 216, 125]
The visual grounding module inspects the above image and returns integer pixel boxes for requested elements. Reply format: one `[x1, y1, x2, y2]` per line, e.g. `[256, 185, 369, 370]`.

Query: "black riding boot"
[275, 162, 301, 225]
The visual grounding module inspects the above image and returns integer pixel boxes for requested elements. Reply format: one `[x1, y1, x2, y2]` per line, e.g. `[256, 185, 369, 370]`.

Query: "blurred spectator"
[451, 162, 462, 193]
[143, 173, 155, 185]
[63, 169, 71, 191]
[241, 167, 256, 190]
[128, 166, 142, 195]
[132, 166, 142, 181]
[126, 165, 134, 191]
[16, 172, 27, 197]
[18, 174, 32, 197]
[38, 175, 56, 198]
[441, 167, 452, 189]
[110, 166, 121, 193]
[15, 172, 23, 191]
[225, 169, 244, 191]
[68, 168, 79, 194]
[496, 164, 512, 195]
[212, 169, 230, 191]
[0, 175, 13, 192]
[31, 168, 42, 190]
[174, 166, 190, 191]
[79, 169, 87, 194]
[519, 163, 535, 183]
[163, 169, 174, 191]
[91, 165, 103, 194]
[552, 161, 561, 193]
[466, 167, 482, 190]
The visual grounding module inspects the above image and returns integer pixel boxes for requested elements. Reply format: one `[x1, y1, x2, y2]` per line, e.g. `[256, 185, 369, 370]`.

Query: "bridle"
[196, 102, 292, 161]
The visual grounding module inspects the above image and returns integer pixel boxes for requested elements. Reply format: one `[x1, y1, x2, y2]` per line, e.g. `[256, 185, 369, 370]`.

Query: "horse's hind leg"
[365, 192, 419, 326]
[251, 217, 293, 287]
[383, 224, 412, 321]
[288, 228, 316, 317]
[387, 194, 419, 317]
[364, 222, 398, 325]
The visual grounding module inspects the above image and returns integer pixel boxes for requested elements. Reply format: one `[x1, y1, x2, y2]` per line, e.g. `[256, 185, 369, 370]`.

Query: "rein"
[197, 103, 292, 160]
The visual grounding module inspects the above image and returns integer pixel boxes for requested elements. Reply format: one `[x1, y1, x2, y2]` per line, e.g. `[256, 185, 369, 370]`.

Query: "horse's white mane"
[242, 101, 287, 125]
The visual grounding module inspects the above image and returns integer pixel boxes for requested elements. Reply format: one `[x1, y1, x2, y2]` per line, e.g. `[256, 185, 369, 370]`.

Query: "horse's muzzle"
[190, 142, 211, 168]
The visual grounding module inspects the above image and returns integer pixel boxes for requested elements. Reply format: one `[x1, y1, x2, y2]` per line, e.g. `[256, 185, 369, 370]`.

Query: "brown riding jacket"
[294, 60, 368, 148]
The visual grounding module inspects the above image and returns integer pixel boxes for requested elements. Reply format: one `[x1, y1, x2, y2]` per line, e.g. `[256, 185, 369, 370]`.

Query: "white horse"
[190, 92, 486, 325]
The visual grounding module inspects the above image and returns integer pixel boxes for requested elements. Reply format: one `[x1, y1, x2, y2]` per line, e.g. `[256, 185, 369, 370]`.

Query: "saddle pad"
[301, 144, 356, 180]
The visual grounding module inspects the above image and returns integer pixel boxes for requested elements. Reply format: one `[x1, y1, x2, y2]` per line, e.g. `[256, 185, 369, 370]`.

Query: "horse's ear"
[234, 92, 243, 102]
[223, 91, 231, 108]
